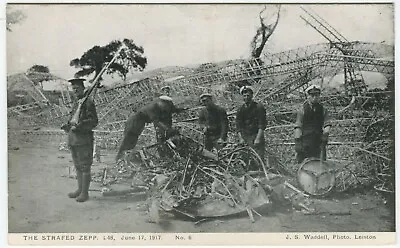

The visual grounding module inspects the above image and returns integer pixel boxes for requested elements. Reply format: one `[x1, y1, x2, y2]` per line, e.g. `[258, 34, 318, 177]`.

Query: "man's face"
[72, 84, 85, 98]
[307, 92, 320, 105]
[242, 90, 253, 104]
[200, 97, 213, 107]
[161, 88, 171, 96]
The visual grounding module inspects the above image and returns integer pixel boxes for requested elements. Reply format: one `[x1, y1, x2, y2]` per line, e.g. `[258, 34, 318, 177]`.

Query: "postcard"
[6, 2, 396, 246]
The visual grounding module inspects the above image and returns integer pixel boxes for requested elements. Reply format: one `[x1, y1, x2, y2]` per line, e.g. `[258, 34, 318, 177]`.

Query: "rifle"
[69, 45, 126, 125]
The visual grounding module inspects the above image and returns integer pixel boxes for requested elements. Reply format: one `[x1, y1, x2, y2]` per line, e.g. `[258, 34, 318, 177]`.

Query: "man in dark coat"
[115, 96, 182, 161]
[236, 85, 266, 160]
[62, 78, 98, 203]
[154, 95, 186, 157]
[294, 84, 331, 164]
[198, 93, 229, 151]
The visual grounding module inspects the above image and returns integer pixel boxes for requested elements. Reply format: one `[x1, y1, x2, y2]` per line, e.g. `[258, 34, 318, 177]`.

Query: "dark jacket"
[236, 101, 266, 136]
[199, 104, 228, 140]
[67, 96, 98, 146]
[138, 99, 182, 129]
[116, 99, 182, 159]
[295, 101, 330, 138]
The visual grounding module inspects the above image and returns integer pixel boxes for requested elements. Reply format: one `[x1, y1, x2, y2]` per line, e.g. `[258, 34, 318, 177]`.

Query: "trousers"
[70, 144, 93, 173]
[116, 113, 146, 160]
[296, 134, 326, 164]
[242, 133, 265, 162]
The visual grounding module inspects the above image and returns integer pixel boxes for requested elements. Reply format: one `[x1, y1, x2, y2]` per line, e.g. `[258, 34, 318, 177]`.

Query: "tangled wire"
[95, 134, 276, 219]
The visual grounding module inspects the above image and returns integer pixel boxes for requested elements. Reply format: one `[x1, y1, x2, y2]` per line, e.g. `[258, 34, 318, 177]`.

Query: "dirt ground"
[8, 132, 395, 233]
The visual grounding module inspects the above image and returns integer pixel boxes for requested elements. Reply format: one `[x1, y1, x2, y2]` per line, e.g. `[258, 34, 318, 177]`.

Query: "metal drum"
[297, 158, 336, 196]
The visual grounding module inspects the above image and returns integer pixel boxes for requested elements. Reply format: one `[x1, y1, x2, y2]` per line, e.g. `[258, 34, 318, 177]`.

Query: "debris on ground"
[93, 135, 317, 223]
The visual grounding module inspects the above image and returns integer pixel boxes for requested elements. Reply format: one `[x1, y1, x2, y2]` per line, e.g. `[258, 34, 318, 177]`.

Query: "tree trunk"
[251, 5, 281, 59]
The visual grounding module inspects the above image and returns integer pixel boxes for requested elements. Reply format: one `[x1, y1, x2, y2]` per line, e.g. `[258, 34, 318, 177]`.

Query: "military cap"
[305, 84, 321, 94]
[200, 93, 212, 99]
[239, 85, 254, 95]
[159, 95, 173, 102]
[68, 78, 85, 86]
[161, 85, 171, 91]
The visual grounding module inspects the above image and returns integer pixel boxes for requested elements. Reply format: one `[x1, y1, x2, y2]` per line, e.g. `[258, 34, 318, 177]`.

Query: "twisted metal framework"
[8, 35, 394, 193]
[9, 40, 393, 122]
[300, 6, 368, 96]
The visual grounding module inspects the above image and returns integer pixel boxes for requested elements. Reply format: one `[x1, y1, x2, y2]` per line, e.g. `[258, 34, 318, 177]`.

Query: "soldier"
[198, 93, 229, 151]
[154, 86, 185, 149]
[115, 96, 183, 161]
[236, 85, 266, 160]
[62, 78, 98, 203]
[155, 94, 187, 157]
[294, 84, 331, 164]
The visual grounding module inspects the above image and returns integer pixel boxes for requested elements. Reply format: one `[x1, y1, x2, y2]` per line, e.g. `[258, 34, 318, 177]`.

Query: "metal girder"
[262, 43, 331, 65]
[257, 51, 393, 79]
[97, 78, 159, 121]
[8, 41, 394, 136]
[300, 6, 348, 44]
[100, 120, 126, 132]
[22, 74, 50, 103]
[322, 53, 395, 75]
[299, 6, 393, 97]
[350, 42, 394, 59]
[265, 118, 373, 144]
[300, 8, 373, 96]
[255, 70, 312, 103]
[253, 49, 394, 104]
[7, 101, 44, 113]
[96, 74, 240, 129]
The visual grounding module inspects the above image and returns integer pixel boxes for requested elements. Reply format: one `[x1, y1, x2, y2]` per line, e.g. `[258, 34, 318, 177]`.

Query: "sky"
[6, 4, 394, 83]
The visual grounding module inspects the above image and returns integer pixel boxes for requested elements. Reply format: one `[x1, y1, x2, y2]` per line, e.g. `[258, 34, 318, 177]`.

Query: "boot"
[68, 170, 82, 198]
[76, 172, 91, 202]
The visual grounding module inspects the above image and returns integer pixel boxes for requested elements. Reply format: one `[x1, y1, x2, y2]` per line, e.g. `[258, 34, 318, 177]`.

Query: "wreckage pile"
[93, 133, 330, 221]
[90, 101, 393, 220]
[94, 134, 292, 220]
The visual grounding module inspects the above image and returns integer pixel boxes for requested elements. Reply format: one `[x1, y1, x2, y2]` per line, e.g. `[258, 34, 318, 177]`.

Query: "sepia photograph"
[6, 2, 395, 245]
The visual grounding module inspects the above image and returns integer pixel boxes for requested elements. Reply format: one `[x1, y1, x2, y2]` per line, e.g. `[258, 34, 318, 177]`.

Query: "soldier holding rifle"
[62, 78, 98, 203]
[294, 84, 331, 164]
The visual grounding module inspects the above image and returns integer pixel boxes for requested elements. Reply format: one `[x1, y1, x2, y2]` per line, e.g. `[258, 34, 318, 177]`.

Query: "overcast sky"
[6, 4, 394, 81]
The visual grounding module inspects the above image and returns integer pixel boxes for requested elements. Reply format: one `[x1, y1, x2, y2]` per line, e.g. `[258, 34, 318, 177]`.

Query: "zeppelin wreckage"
[8, 6, 394, 223]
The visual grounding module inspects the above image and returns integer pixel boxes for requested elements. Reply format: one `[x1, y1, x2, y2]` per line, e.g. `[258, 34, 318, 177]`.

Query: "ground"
[8, 133, 395, 233]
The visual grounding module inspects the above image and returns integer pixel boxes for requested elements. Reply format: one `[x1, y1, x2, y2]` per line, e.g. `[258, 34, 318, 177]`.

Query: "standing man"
[294, 84, 331, 164]
[198, 93, 229, 151]
[62, 78, 98, 203]
[236, 85, 266, 160]
[115, 96, 183, 161]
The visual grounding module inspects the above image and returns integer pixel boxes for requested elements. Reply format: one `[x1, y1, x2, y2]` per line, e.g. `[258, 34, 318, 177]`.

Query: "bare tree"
[240, 5, 281, 90]
[250, 5, 281, 59]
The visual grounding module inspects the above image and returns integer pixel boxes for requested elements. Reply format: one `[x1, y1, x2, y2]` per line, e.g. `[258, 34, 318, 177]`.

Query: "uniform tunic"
[236, 100, 266, 159]
[67, 96, 98, 172]
[154, 100, 185, 157]
[154, 100, 184, 143]
[198, 104, 228, 151]
[116, 99, 180, 160]
[295, 101, 330, 163]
